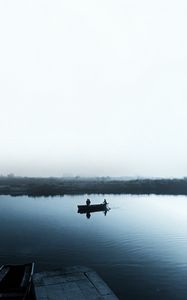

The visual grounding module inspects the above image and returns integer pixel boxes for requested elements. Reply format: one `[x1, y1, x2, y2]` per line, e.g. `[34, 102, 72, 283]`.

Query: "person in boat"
[103, 199, 107, 205]
[86, 198, 91, 206]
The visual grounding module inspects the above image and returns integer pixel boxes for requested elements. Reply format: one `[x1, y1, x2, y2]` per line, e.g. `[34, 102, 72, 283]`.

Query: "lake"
[0, 194, 187, 299]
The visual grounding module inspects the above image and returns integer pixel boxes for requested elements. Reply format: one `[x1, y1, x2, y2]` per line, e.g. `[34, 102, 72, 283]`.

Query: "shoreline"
[0, 177, 187, 197]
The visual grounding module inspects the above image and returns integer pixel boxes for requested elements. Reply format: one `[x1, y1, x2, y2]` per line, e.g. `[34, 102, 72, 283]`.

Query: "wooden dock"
[33, 266, 119, 300]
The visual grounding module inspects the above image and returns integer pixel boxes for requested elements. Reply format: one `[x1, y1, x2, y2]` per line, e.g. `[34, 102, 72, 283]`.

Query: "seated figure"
[86, 198, 91, 206]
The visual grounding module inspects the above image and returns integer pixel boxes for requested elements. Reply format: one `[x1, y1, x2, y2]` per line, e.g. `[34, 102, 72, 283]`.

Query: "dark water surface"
[0, 194, 187, 299]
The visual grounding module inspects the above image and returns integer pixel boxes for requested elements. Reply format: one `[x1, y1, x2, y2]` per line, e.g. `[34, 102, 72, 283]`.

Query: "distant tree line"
[0, 177, 187, 196]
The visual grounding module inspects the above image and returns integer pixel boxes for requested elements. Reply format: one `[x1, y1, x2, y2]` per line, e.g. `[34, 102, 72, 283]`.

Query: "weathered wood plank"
[33, 273, 46, 286]
[46, 283, 67, 300]
[33, 266, 119, 300]
[34, 286, 48, 300]
[65, 266, 92, 273]
[103, 295, 119, 300]
[77, 279, 103, 300]
[43, 272, 85, 285]
[61, 281, 86, 300]
[85, 271, 117, 297]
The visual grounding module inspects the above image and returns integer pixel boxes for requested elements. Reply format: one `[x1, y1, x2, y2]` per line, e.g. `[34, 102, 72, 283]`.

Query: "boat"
[0, 262, 34, 299]
[78, 202, 109, 214]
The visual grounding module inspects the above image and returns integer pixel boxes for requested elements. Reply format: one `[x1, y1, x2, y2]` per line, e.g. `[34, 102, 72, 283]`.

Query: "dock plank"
[33, 273, 45, 286]
[33, 266, 119, 300]
[43, 272, 85, 285]
[85, 271, 118, 298]
[45, 283, 67, 300]
[34, 286, 48, 300]
[103, 295, 119, 300]
[65, 266, 92, 273]
[77, 279, 103, 300]
[61, 281, 87, 300]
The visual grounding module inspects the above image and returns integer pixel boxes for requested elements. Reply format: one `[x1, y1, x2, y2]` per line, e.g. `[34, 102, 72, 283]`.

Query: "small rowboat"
[78, 203, 108, 214]
[0, 263, 34, 300]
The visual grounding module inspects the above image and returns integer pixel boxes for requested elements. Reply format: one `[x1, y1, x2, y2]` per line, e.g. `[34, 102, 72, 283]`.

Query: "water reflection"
[0, 195, 187, 300]
[85, 209, 109, 219]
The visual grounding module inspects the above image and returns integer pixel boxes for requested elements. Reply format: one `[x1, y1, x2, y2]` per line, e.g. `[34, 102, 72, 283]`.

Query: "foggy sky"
[0, 0, 187, 177]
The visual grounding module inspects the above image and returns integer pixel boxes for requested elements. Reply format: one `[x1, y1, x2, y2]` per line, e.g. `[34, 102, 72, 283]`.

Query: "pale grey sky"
[0, 0, 187, 177]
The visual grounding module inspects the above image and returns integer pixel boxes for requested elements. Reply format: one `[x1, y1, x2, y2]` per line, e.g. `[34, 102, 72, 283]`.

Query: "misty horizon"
[1, 174, 187, 180]
[1, 0, 187, 178]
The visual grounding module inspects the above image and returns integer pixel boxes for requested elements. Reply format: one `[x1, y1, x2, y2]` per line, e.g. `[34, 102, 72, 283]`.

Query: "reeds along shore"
[0, 177, 187, 196]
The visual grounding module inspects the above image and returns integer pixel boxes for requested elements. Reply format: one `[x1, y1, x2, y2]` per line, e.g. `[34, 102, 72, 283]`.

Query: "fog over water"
[0, 0, 187, 177]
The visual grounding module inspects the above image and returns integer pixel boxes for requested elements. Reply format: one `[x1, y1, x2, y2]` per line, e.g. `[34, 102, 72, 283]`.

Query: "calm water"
[0, 194, 187, 299]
